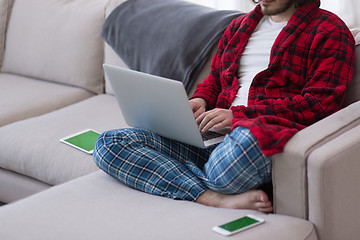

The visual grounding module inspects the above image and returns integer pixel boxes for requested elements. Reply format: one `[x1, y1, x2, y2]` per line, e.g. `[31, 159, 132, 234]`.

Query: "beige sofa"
[0, 0, 359, 239]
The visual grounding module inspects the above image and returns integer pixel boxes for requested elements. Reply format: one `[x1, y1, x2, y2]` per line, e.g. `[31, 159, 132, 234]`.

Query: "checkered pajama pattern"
[93, 127, 272, 201]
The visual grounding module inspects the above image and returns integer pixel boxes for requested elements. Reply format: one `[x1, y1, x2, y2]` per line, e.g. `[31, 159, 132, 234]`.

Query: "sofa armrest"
[271, 101, 360, 219]
[307, 124, 360, 240]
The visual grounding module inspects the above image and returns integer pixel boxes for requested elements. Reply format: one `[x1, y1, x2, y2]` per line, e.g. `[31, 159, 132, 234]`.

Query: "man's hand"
[189, 98, 207, 119]
[196, 108, 234, 133]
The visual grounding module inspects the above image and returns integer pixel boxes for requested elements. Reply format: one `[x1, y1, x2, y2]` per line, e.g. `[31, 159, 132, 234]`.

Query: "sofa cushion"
[0, 0, 13, 67]
[102, 0, 242, 93]
[0, 168, 51, 204]
[1, 0, 107, 94]
[0, 171, 318, 240]
[102, 0, 216, 97]
[0, 94, 128, 186]
[0, 73, 94, 127]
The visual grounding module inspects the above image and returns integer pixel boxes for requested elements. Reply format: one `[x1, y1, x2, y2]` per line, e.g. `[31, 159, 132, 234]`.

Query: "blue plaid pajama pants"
[93, 127, 272, 201]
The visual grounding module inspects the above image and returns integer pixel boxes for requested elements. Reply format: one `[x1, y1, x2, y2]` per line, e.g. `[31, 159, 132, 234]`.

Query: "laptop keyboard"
[201, 131, 225, 141]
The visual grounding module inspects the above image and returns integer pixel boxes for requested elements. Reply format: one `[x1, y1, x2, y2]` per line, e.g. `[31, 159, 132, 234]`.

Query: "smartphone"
[60, 129, 101, 154]
[212, 214, 265, 236]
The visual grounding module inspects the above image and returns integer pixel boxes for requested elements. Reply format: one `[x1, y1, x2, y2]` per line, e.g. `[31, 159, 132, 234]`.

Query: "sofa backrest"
[344, 29, 360, 107]
[0, 0, 13, 68]
[1, 0, 108, 94]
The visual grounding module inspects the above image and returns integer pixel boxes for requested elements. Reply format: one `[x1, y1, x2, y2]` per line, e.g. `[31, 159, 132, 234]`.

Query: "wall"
[351, 0, 360, 28]
[186, 0, 360, 28]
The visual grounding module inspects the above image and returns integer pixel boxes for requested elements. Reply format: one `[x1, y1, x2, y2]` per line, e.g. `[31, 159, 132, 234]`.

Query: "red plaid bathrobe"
[191, 0, 355, 156]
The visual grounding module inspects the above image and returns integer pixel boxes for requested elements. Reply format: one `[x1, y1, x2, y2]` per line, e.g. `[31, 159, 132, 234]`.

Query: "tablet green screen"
[64, 130, 101, 152]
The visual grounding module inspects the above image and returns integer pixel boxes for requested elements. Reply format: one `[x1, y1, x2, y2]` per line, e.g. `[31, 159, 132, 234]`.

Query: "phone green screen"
[63, 130, 100, 152]
[219, 216, 259, 232]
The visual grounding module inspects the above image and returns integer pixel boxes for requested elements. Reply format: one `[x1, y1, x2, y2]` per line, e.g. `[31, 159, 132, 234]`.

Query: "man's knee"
[93, 129, 133, 169]
[203, 128, 271, 194]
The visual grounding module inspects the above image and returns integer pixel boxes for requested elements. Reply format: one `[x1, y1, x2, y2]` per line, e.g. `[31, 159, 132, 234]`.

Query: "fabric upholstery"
[0, 74, 94, 127]
[0, 168, 50, 203]
[102, 0, 216, 97]
[0, 94, 127, 186]
[307, 124, 360, 240]
[1, 0, 107, 94]
[0, 171, 318, 240]
[0, 0, 13, 67]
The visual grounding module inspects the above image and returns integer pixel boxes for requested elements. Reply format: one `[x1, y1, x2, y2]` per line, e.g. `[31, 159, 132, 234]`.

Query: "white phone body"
[212, 214, 265, 236]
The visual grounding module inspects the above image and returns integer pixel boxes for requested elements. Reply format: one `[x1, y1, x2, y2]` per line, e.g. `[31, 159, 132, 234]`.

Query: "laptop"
[104, 64, 229, 148]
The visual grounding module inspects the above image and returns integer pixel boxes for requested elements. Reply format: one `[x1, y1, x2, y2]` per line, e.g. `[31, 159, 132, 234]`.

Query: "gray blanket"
[101, 0, 243, 92]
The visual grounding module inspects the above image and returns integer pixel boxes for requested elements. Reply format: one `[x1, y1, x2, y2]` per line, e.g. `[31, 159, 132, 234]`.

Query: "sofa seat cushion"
[0, 94, 128, 186]
[0, 171, 318, 240]
[0, 73, 94, 127]
[1, 0, 108, 94]
[0, 168, 51, 204]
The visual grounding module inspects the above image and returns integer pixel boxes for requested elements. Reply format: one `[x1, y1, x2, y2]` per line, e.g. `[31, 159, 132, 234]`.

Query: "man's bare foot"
[195, 189, 273, 213]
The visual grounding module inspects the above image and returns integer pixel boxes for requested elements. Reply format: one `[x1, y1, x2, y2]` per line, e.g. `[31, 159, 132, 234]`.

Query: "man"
[93, 0, 354, 213]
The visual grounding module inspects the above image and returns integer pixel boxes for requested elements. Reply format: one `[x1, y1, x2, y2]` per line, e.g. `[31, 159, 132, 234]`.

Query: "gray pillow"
[101, 0, 243, 92]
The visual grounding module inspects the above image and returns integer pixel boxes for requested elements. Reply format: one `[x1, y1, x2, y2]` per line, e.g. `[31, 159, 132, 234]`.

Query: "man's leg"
[206, 127, 272, 193]
[93, 127, 273, 212]
[190, 127, 273, 211]
[93, 128, 213, 201]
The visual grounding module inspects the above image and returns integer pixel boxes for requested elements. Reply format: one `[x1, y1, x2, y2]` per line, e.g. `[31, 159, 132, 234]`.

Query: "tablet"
[60, 129, 101, 154]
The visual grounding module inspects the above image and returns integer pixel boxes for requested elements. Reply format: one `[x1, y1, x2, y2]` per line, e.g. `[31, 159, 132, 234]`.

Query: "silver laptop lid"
[103, 64, 210, 148]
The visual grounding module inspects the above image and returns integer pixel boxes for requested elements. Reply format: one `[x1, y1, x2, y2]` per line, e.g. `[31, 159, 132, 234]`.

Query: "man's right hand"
[189, 98, 207, 119]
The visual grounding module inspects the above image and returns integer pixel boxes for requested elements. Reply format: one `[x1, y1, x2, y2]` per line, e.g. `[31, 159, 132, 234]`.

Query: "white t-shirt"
[231, 16, 287, 107]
